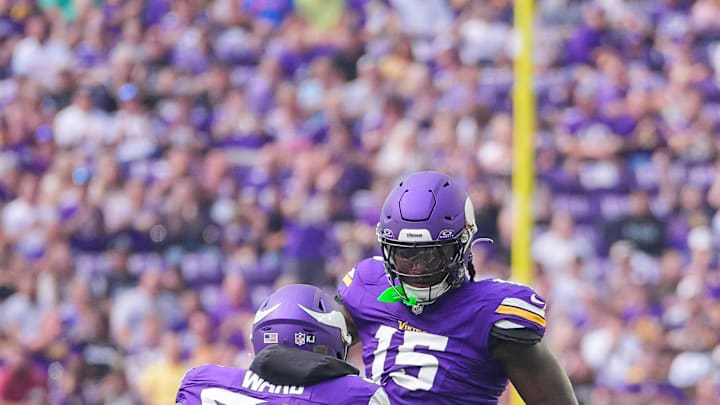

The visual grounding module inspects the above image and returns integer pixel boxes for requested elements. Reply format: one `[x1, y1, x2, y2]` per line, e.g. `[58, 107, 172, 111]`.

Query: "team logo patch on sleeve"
[495, 297, 547, 328]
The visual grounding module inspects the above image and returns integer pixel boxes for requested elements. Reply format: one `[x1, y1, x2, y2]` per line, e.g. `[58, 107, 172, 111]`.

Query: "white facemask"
[402, 277, 453, 305]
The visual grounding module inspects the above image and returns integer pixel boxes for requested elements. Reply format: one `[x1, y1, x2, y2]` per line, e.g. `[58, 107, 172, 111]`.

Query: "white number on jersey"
[370, 325, 449, 391]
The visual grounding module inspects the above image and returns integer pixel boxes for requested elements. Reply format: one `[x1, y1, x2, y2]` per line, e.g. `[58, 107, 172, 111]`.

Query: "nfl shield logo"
[294, 332, 306, 346]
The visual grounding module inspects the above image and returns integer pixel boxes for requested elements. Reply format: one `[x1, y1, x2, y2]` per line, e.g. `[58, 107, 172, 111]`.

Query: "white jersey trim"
[500, 297, 546, 318]
[494, 320, 526, 329]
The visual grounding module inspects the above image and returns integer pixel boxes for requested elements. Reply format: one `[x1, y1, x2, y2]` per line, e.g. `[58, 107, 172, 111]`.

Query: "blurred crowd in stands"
[1, 0, 720, 403]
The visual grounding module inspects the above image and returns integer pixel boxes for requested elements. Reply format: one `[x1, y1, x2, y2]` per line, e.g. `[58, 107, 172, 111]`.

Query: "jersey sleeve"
[337, 267, 359, 303]
[175, 367, 200, 404]
[487, 279, 547, 340]
[337, 257, 381, 317]
[175, 365, 247, 404]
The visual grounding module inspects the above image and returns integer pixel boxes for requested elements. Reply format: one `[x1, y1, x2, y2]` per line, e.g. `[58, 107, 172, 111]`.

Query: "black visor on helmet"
[383, 241, 461, 288]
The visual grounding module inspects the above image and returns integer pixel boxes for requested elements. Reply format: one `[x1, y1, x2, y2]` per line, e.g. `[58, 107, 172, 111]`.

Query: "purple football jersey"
[176, 364, 388, 405]
[338, 257, 547, 405]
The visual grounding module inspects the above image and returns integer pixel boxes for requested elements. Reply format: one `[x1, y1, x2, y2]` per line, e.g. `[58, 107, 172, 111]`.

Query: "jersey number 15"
[371, 325, 449, 391]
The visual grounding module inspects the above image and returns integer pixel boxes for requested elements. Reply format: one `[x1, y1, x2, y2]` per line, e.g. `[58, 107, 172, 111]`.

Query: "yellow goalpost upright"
[511, 0, 536, 404]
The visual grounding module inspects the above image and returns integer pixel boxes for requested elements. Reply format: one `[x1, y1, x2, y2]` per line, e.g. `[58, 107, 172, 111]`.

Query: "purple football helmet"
[251, 284, 352, 360]
[377, 171, 478, 307]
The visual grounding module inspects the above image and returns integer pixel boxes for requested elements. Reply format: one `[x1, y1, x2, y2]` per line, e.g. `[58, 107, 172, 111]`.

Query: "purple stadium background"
[1, 0, 720, 403]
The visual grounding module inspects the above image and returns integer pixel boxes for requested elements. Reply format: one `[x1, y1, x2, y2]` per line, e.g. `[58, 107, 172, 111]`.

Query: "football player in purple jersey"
[176, 284, 389, 405]
[337, 171, 578, 404]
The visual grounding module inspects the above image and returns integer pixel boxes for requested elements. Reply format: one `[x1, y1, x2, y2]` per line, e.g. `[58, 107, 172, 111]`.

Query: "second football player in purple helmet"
[177, 284, 389, 405]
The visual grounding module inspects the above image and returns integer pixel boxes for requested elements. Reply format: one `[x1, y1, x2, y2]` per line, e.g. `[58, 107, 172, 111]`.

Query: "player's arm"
[491, 339, 578, 405]
[336, 265, 367, 346]
[335, 295, 360, 346]
[487, 283, 578, 404]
